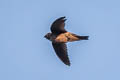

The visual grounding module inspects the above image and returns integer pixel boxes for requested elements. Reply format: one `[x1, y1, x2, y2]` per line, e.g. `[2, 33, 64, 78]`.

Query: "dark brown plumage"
[51, 16, 67, 34]
[44, 16, 89, 66]
[52, 42, 70, 66]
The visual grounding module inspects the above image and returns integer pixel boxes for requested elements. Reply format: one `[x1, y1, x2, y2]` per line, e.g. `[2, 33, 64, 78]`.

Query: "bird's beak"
[44, 35, 47, 38]
[44, 35, 46, 38]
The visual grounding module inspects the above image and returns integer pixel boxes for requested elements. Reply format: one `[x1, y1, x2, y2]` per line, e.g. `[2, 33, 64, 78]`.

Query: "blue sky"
[0, 0, 120, 80]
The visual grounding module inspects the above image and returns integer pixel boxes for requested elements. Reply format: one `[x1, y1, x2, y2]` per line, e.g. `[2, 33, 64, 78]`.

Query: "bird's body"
[46, 32, 88, 43]
[44, 17, 89, 66]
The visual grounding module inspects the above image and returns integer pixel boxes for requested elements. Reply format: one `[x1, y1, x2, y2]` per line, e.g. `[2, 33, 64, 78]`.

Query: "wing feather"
[51, 17, 67, 34]
[52, 42, 70, 66]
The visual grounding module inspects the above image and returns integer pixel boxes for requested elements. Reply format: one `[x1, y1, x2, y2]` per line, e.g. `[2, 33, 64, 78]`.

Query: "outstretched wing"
[52, 42, 70, 66]
[51, 17, 67, 34]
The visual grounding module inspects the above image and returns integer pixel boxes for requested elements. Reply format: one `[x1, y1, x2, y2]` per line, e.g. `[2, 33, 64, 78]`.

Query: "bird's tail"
[75, 36, 89, 40]
[65, 32, 89, 42]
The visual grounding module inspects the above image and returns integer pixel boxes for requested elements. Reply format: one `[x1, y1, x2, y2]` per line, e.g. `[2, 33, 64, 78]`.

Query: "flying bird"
[44, 16, 89, 66]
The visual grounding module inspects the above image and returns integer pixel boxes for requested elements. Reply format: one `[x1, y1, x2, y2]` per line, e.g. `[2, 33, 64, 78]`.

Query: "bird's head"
[44, 33, 52, 40]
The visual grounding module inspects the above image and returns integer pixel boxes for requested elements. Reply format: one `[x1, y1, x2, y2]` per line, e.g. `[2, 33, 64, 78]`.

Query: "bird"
[44, 16, 89, 66]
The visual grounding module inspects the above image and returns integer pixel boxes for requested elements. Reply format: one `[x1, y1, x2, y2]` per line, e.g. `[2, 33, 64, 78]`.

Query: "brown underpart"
[55, 32, 80, 43]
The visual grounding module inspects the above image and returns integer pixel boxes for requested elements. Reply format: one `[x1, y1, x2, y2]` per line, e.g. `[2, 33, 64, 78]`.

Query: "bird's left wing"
[52, 42, 70, 66]
[51, 17, 67, 34]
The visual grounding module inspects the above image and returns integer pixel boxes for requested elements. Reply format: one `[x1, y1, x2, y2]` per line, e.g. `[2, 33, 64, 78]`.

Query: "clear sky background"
[0, 0, 120, 80]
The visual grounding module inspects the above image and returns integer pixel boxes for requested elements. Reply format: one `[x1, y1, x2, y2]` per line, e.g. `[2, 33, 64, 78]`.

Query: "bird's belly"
[55, 32, 80, 43]
[55, 34, 68, 43]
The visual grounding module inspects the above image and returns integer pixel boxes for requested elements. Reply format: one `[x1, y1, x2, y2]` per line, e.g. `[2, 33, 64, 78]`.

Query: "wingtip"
[60, 16, 66, 19]
[67, 63, 71, 66]
[54, 16, 66, 22]
[63, 16, 66, 18]
[65, 62, 71, 66]
[62, 16, 67, 21]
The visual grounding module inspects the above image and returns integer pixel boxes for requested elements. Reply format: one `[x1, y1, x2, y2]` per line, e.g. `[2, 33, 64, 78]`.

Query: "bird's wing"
[52, 42, 70, 66]
[51, 17, 67, 34]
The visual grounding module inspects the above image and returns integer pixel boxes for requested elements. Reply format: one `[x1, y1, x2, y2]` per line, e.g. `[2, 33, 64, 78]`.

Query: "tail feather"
[76, 36, 89, 40]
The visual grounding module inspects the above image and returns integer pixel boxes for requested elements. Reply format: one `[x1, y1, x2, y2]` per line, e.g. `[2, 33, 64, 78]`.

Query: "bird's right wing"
[51, 17, 67, 34]
[52, 42, 70, 66]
